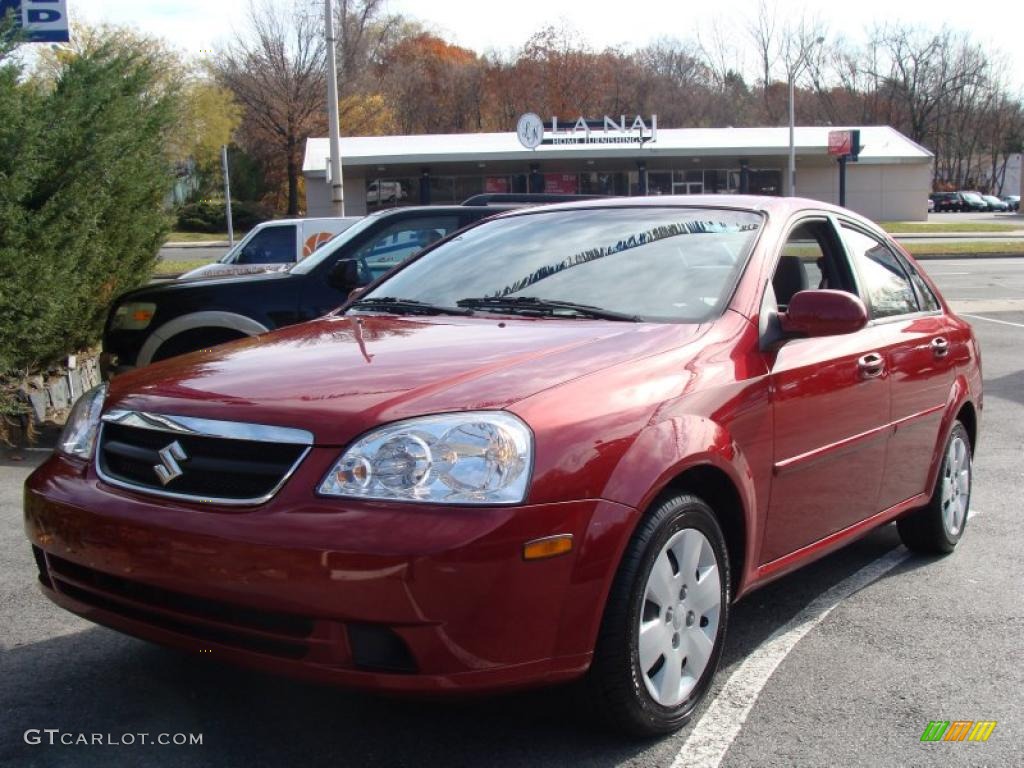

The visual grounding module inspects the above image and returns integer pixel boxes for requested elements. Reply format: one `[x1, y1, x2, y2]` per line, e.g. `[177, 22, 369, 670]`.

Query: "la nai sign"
[0, 0, 70, 43]
[517, 113, 657, 149]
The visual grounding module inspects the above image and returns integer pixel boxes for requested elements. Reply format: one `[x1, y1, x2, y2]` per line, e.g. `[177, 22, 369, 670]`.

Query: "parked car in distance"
[929, 192, 966, 212]
[930, 191, 989, 213]
[366, 180, 407, 205]
[28, 195, 982, 737]
[927, 197, 935, 213]
[982, 195, 1009, 212]
[957, 191, 989, 212]
[1000, 194, 1020, 212]
[101, 198, 585, 376]
[181, 217, 363, 279]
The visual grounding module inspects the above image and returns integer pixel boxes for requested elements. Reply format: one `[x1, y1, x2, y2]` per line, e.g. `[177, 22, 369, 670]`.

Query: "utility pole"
[325, 0, 344, 215]
[221, 145, 234, 246]
[786, 36, 824, 197]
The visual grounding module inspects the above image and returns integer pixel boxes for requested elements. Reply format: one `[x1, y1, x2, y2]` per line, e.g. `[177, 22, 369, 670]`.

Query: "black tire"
[589, 493, 730, 736]
[897, 421, 972, 554]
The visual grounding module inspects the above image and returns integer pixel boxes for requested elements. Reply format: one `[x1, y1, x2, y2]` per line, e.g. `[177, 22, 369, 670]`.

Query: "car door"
[838, 222, 957, 511]
[760, 216, 891, 565]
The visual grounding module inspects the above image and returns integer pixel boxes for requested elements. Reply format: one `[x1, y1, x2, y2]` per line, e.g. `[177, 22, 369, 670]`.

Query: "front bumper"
[24, 453, 635, 693]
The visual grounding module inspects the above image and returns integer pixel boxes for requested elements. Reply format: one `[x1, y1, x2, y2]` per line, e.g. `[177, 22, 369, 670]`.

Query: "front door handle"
[931, 336, 950, 358]
[857, 352, 885, 379]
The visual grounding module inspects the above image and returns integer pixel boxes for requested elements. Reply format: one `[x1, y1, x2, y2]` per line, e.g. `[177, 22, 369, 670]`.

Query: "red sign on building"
[828, 130, 853, 157]
[484, 177, 510, 193]
[544, 173, 579, 194]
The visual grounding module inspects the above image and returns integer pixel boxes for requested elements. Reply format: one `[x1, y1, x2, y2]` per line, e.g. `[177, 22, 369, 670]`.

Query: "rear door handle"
[857, 352, 885, 379]
[931, 337, 950, 358]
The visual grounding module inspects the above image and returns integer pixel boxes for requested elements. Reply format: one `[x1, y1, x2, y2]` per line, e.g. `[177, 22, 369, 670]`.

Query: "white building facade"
[303, 124, 933, 221]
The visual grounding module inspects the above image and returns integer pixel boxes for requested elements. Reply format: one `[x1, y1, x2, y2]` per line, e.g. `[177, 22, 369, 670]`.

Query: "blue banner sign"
[1, 0, 70, 43]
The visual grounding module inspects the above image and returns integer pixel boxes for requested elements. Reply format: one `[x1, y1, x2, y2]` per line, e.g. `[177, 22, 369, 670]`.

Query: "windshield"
[355, 207, 763, 323]
[288, 214, 384, 274]
[219, 228, 259, 263]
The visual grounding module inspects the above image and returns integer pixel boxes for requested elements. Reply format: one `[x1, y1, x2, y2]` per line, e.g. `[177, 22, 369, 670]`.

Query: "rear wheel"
[589, 493, 730, 736]
[897, 421, 972, 554]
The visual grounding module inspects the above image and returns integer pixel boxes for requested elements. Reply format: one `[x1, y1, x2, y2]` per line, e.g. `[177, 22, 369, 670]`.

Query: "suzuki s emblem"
[154, 441, 188, 485]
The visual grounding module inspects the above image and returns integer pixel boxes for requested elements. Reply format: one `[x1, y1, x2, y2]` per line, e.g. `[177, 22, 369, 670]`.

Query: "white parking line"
[672, 509, 982, 768]
[962, 313, 1024, 329]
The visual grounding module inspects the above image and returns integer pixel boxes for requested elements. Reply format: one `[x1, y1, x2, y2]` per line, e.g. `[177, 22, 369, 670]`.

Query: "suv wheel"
[897, 421, 972, 554]
[589, 493, 730, 736]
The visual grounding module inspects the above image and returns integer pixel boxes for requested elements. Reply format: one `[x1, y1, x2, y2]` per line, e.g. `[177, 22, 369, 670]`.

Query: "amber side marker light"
[523, 534, 574, 561]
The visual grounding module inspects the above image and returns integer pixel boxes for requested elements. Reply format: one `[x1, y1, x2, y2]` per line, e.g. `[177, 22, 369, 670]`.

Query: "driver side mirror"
[328, 258, 364, 291]
[780, 290, 868, 337]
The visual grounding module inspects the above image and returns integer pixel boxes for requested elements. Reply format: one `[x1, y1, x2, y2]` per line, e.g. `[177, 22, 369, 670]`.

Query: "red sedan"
[25, 197, 981, 736]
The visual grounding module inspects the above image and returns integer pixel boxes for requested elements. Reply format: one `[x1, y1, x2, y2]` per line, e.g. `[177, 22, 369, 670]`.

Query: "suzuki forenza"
[25, 197, 981, 735]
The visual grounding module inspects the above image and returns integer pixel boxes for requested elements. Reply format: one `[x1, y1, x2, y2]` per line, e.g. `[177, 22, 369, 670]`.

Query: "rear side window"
[841, 225, 919, 318]
[238, 225, 297, 264]
[898, 256, 941, 312]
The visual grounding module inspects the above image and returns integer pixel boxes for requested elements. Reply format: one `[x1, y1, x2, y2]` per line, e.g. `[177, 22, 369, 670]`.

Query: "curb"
[892, 232, 1024, 240]
[911, 252, 1024, 260]
[162, 241, 231, 248]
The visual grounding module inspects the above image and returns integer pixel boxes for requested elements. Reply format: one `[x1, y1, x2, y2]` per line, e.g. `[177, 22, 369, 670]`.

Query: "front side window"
[358, 208, 764, 323]
[841, 225, 919, 318]
[351, 216, 462, 280]
[237, 225, 297, 264]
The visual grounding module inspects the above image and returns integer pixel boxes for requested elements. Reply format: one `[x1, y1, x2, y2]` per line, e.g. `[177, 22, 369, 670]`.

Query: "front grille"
[96, 412, 311, 504]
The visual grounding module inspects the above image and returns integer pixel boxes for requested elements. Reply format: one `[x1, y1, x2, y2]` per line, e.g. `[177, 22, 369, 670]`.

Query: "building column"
[529, 164, 544, 193]
[739, 160, 750, 195]
[637, 162, 648, 196]
[419, 168, 431, 205]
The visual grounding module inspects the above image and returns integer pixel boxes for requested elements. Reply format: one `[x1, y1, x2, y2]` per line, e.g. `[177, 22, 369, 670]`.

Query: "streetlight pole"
[786, 36, 824, 198]
[325, 0, 344, 216]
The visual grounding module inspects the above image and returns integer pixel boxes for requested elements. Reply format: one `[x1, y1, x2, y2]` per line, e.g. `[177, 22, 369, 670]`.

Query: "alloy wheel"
[638, 528, 722, 707]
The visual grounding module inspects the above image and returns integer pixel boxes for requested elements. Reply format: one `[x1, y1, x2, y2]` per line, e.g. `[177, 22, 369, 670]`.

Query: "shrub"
[0, 39, 179, 431]
[175, 199, 273, 233]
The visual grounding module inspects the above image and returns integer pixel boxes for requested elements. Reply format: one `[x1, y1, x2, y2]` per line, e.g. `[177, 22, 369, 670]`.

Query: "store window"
[485, 177, 510, 193]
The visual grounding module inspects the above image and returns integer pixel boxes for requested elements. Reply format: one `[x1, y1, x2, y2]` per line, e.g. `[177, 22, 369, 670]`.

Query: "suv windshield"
[355, 207, 763, 323]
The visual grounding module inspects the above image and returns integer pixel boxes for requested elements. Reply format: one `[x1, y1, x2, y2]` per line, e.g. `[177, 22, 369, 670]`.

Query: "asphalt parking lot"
[2, 262, 1022, 768]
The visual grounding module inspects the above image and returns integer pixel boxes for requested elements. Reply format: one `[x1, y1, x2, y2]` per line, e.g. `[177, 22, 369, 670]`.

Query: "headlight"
[58, 383, 108, 460]
[110, 302, 156, 330]
[319, 412, 533, 505]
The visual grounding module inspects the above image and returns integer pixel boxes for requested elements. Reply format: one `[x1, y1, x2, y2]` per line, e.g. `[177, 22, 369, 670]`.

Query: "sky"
[57, 0, 1024, 88]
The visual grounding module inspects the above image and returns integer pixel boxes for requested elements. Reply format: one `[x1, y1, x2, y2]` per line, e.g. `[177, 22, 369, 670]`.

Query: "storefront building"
[303, 123, 932, 221]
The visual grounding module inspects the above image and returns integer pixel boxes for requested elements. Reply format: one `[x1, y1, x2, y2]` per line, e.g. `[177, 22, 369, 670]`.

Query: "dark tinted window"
[351, 216, 462, 279]
[842, 225, 919, 318]
[238, 225, 296, 264]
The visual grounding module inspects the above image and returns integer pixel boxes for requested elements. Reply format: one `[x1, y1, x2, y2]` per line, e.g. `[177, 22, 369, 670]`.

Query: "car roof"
[479, 194, 873, 224]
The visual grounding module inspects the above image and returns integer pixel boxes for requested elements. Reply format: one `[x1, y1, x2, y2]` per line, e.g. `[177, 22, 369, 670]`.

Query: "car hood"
[108, 314, 702, 445]
[177, 262, 290, 280]
[121, 269, 295, 302]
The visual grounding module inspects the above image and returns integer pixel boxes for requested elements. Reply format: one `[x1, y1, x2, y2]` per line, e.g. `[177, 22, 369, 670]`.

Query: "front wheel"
[897, 421, 972, 554]
[589, 493, 730, 736]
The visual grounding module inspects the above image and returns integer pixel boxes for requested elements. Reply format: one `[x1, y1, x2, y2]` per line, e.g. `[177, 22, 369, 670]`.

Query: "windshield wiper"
[456, 296, 641, 322]
[349, 297, 473, 316]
